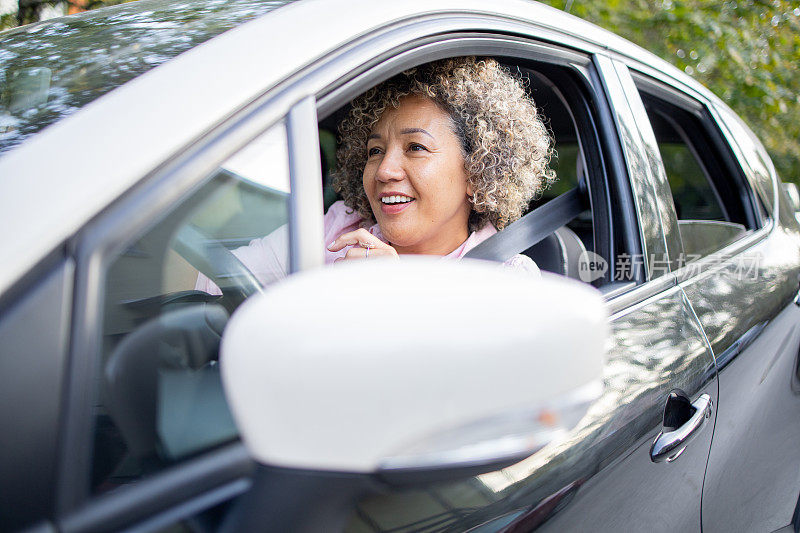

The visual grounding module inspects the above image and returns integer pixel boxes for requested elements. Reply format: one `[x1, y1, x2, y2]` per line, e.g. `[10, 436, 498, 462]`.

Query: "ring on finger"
[360, 241, 374, 259]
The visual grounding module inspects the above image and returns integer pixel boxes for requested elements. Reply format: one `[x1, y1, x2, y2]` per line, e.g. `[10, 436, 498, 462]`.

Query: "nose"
[374, 148, 405, 183]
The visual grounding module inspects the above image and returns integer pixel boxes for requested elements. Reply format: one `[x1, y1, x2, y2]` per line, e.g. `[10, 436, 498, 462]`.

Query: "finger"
[368, 247, 398, 258]
[327, 228, 373, 251]
[332, 247, 367, 264]
[342, 245, 398, 262]
[344, 247, 367, 260]
[327, 228, 381, 252]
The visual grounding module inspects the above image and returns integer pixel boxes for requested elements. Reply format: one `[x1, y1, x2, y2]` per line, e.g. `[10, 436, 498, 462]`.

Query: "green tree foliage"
[544, 0, 800, 183]
[1, 0, 136, 31]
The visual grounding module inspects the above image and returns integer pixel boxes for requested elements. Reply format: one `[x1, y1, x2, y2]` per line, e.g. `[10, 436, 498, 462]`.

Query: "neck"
[391, 226, 470, 256]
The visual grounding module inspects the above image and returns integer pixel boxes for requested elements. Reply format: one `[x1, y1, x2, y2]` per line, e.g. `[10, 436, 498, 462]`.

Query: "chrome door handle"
[650, 393, 713, 463]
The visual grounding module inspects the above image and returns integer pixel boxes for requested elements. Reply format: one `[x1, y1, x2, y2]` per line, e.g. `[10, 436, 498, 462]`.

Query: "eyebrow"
[400, 128, 434, 139]
[367, 128, 435, 141]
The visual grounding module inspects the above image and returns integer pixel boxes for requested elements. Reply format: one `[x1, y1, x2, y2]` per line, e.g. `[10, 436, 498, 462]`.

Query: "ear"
[466, 180, 474, 198]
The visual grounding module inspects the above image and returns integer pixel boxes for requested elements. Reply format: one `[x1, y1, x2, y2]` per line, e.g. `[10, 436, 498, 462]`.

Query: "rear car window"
[0, 0, 293, 155]
[638, 88, 760, 261]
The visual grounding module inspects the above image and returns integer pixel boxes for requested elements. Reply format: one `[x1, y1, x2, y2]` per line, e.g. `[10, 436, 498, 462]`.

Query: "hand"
[327, 228, 398, 262]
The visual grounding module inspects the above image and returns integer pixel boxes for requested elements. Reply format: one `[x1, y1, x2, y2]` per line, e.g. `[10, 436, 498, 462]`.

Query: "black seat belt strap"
[464, 187, 585, 262]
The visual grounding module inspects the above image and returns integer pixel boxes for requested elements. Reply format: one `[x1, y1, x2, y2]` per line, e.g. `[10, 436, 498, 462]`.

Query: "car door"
[0, 258, 73, 531]
[702, 106, 800, 533]
[52, 108, 319, 531]
[332, 47, 718, 532]
[620, 61, 800, 532]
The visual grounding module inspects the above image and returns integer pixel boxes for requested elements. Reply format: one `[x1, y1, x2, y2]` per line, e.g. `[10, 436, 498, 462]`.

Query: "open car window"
[319, 58, 622, 289]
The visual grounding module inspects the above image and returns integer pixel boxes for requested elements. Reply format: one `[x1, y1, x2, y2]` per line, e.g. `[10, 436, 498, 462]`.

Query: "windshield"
[0, 0, 293, 155]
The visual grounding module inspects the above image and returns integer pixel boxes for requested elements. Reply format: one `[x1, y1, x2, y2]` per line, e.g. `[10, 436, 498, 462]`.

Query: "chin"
[383, 234, 416, 248]
[376, 224, 417, 248]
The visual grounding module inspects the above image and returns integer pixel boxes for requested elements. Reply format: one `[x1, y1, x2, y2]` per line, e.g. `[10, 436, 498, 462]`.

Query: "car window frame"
[600, 56, 774, 280]
[594, 55, 675, 285]
[0, 255, 74, 532]
[317, 35, 640, 290]
[633, 73, 762, 228]
[625, 71, 768, 275]
[55, 103, 311, 525]
[710, 102, 779, 222]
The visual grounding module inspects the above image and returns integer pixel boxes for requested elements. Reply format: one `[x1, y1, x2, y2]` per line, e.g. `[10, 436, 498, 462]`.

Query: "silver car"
[1, 0, 799, 531]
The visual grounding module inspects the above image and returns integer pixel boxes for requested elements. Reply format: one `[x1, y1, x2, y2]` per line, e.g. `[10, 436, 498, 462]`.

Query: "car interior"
[318, 62, 595, 281]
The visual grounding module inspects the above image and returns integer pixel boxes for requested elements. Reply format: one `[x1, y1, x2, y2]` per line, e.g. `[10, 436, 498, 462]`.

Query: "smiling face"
[362, 95, 473, 255]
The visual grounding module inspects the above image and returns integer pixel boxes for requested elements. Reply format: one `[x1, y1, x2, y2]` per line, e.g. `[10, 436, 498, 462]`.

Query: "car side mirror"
[219, 258, 607, 532]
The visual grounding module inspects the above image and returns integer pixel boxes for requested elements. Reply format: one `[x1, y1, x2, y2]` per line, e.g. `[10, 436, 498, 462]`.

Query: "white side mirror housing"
[221, 258, 607, 474]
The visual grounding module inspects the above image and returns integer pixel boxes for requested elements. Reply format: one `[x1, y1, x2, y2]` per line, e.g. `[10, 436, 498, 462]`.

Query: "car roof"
[0, 0, 715, 297]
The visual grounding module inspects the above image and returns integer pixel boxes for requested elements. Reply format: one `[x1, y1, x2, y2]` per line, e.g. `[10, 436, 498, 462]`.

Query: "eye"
[408, 143, 428, 152]
[367, 146, 383, 156]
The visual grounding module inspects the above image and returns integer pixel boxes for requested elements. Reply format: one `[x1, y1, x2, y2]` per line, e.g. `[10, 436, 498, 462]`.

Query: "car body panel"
[624, 32, 800, 528]
[348, 285, 716, 531]
[679, 224, 800, 531]
[701, 301, 800, 531]
[0, 259, 73, 531]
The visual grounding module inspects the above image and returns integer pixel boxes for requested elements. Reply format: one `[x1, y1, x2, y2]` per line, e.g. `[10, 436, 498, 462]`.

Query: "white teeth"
[381, 195, 414, 204]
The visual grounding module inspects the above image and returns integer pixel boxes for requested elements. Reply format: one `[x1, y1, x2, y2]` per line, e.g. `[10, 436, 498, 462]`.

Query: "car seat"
[523, 226, 587, 279]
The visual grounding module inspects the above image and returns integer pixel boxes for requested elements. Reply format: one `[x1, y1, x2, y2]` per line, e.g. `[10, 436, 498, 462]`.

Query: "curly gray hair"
[333, 56, 556, 231]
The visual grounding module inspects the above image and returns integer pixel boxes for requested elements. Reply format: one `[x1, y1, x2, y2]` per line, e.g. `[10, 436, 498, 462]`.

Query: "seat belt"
[464, 187, 586, 262]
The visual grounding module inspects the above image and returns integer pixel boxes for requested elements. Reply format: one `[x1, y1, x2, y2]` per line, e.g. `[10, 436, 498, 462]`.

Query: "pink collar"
[367, 222, 497, 258]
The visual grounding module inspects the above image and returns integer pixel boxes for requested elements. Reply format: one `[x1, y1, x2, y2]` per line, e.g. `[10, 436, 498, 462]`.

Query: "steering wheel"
[172, 224, 263, 312]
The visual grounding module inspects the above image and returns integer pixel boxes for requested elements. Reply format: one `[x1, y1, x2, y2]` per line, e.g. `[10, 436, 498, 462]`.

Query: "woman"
[197, 57, 554, 293]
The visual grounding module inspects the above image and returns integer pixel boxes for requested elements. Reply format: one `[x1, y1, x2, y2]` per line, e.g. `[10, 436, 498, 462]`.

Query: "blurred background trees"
[1, 0, 798, 183]
[542, 0, 800, 183]
[0, 0, 135, 29]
